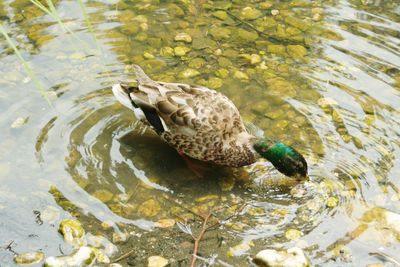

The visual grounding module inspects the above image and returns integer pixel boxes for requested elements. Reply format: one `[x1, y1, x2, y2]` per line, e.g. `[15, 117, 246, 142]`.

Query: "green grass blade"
[29, 0, 85, 45]
[0, 24, 51, 105]
[77, 0, 103, 57]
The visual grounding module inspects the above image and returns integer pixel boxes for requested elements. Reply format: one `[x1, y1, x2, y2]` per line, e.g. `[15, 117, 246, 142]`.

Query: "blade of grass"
[30, 0, 85, 45]
[77, 0, 104, 60]
[0, 24, 51, 105]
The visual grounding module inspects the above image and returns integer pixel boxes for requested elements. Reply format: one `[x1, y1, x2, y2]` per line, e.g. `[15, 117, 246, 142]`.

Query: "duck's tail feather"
[112, 83, 167, 133]
[133, 64, 157, 86]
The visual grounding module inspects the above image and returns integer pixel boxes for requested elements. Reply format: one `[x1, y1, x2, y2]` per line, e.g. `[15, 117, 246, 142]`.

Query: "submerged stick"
[112, 249, 135, 263]
[188, 203, 247, 267]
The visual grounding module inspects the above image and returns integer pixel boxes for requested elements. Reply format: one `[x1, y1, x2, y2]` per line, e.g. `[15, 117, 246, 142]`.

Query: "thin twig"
[4, 241, 17, 255]
[162, 194, 204, 220]
[112, 249, 135, 263]
[189, 203, 247, 267]
[190, 213, 213, 267]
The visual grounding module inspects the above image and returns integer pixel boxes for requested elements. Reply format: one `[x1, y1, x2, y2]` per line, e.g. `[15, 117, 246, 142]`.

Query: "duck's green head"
[253, 138, 308, 179]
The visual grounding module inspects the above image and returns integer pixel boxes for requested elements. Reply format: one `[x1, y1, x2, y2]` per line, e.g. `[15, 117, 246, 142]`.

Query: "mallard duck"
[112, 65, 307, 178]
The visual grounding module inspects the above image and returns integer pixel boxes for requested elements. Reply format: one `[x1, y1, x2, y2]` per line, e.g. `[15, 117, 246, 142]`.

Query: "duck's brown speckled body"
[112, 65, 258, 167]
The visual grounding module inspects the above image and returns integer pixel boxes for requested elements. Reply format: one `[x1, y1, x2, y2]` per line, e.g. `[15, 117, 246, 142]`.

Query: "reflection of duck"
[112, 65, 307, 178]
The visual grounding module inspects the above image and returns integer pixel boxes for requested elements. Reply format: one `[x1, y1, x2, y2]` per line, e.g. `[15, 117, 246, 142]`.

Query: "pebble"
[241, 7, 262, 20]
[58, 219, 85, 246]
[14, 252, 44, 265]
[285, 229, 303, 240]
[155, 219, 175, 228]
[148, 255, 169, 267]
[174, 46, 190, 56]
[138, 199, 161, 217]
[234, 70, 249, 80]
[160, 47, 174, 56]
[178, 69, 201, 79]
[40, 206, 60, 223]
[174, 32, 192, 43]
[69, 52, 86, 60]
[271, 9, 280, 16]
[254, 247, 310, 267]
[44, 246, 95, 267]
[287, 45, 308, 59]
[326, 196, 339, 208]
[11, 117, 29, 128]
[112, 232, 128, 243]
[227, 241, 254, 257]
[143, 52, 155, 59]
[92, 189, 114, 203]
[215, 68, 229, 78]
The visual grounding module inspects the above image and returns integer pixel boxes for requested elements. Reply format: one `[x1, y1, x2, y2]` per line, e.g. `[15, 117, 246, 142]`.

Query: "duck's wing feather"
[113, 65, 248, 141]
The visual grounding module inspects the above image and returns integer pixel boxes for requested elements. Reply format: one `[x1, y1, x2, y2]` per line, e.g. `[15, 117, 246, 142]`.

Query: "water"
[1, 0, 400, 266]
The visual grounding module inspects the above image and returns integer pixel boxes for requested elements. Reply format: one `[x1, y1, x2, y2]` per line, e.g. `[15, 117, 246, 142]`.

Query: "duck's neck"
[251, 137, 291, 162]
[251, 137, 276, 154]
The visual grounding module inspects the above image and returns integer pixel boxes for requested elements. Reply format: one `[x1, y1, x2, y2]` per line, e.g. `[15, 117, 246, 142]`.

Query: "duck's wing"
[112, 65, 247, 139]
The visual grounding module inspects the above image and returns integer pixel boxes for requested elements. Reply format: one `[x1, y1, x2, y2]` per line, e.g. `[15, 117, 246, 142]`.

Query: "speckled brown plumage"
[112, 65, 259, 167]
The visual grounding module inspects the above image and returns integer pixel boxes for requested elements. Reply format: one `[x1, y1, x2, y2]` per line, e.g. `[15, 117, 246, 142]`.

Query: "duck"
[112, 65, 308, 178]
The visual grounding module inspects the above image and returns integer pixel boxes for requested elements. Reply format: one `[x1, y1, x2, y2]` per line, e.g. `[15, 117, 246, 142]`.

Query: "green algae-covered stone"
[174, 46, 191, 56]
[287, 45, 308, 59]
[174, 32, 192, 43]
[267, 44, 286, 55]
[189, 58, 206, 69]
[218, 57, 233, 67]
[59, 219, 85, 245]
[160, 47, 174, 56]
[234, 70, 249, 80]
[207, 77, 223, 89]
[237, 29, 258, 41]
[285, 16, 311, 31]
[240, 7, 262, 20]
[212, 10, 228, 20]
[209, 27, 231, 40]
[215, 68, 229, 78]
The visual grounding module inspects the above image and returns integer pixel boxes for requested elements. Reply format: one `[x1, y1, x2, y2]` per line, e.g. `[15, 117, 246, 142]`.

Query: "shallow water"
[1, 0, 400, 266]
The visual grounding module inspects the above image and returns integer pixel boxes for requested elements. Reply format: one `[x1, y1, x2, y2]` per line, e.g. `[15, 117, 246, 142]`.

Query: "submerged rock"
[92, 189, 114, 203]
[11, 117, 29, 128]
[40, 206, 60, 223]
[287, 45, 307, 59]
[174, 46, 191, 56]
[138, 199, 161, 217]
[285, 229, 303, 240]
[212, 10, 228, 20]
[155, 219, 175, 228]
[58, 219, 85, 246]
[227, 241, 254, 257]
[178, 69, 201, 79]
[188, 58, 206, 69]
[237, 29, 258, 41]
[215, 68, 229, 78]
[254, 247, 310, 267]
[160, 47, 175, 57]
[112, 232, 128, 243]
[14, 252, 44, 265]
[44, 246, 95, 267]
[234, 70, 249, 80]
[148, 255, 169, 267]
[209, 27, 231, 40]
[174, 32, 192, 43]
[241, 7, 262, 20]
